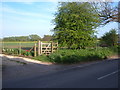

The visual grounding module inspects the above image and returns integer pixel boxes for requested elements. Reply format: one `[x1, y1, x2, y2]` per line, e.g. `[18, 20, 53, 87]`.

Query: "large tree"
[93, 2, 119, 24]
[53, 2, 100, 49]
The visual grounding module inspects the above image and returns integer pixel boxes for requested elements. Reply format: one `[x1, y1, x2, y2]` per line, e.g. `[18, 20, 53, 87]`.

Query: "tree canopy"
[53, 2, 100, 49]
[42, 35, 52, 41]
[100, 29, 118, 47]
[2, 34, 41, 41]
[29, 34, 41, 41]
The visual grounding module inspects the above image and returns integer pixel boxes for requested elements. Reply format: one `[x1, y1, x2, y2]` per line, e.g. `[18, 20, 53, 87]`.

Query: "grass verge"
[33, 47, 119, 64]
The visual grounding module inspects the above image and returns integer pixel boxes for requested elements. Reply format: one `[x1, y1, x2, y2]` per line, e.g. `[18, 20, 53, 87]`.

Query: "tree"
[29, 34, 41, 41]
[2, 34, 41, 41]
[100, 29, 118, 47]
[42, 35, 52, 41]
[93, 2, 119, 24]
[53, 2, 100, 49]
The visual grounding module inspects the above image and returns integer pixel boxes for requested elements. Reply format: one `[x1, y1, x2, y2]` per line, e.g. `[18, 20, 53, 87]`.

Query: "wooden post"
[51, 42, 53, 53]
[38, 40, 40, 56]
[19, 42, 21, 55]
[34, 43, 36, 57]
[40, 42, 42, 55]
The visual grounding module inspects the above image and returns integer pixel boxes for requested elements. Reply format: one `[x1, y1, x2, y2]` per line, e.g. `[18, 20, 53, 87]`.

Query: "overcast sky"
[0, 1, 119, 38]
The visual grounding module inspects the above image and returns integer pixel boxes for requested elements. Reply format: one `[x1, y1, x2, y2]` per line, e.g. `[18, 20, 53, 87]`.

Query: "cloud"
[1, 5, 52, 19]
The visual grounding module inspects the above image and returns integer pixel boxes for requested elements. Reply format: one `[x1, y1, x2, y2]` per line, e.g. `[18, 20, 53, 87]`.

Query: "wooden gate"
[34, 41, 58, 56]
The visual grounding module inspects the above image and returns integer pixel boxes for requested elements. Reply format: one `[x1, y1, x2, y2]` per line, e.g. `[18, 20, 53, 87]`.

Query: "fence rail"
[2, 41, 58, 56]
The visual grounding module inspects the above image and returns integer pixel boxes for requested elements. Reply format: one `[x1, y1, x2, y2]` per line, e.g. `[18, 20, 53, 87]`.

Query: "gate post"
[40, 41, 42, 55]
[34, 43, 36, 57]
[51, 42, 53, 53]
[38, 40, 40, 56]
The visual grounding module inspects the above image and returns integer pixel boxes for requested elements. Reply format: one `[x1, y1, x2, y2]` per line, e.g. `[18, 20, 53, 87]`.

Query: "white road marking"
[97, 70, 120, 80]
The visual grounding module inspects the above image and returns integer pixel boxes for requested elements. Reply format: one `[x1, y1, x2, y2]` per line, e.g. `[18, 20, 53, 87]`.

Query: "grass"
[2, 41, 119, 64]
[1, 41, 53, 48]
[33, 47, 118, 64]
[1, 42, 36, 48]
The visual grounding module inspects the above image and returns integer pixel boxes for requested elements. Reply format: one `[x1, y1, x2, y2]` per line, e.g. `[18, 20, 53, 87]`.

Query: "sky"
[0, 1, 119, 38]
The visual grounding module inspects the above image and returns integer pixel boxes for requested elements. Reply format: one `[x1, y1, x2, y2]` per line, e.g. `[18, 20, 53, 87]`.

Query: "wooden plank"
[42, 47, 51, 48]
[42, 50, 51, 51]
[42, 43, 51, 45]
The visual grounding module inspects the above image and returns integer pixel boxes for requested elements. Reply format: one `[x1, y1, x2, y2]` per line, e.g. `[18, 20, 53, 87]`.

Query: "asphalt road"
[3, 59, 119, 88]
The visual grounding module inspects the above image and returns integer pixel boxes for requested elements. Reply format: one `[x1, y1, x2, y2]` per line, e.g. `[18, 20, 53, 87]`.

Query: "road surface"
[3, 59, 119, 88]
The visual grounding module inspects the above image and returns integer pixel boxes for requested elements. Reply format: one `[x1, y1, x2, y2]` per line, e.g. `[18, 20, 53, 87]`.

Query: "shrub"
[2, 48, 19, 55]
[33, 54, 50, 62]
[46, 47, 115, 64]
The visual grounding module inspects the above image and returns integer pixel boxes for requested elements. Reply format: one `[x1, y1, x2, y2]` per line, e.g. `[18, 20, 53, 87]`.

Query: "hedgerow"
[33, 47, 118, 64]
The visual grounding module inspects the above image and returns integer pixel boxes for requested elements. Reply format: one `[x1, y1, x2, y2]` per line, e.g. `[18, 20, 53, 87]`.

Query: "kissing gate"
[34, 41, 58, 56]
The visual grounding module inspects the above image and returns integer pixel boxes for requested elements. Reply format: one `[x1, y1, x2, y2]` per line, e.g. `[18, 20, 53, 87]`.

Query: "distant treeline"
[2, 34, 53, 41]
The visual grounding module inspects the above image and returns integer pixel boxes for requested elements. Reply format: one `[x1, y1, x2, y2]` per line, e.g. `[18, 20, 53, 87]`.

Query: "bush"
[46, 47, 115, 64]
[3, 47, 118, 64]
[2, 48, 35, 57]
[2, 48, 19, 55]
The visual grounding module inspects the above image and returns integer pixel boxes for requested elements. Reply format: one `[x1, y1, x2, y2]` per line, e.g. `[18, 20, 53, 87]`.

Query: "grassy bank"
[33, 47, 119, 64]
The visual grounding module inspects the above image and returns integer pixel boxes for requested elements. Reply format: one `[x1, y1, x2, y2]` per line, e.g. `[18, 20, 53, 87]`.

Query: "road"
[3, 59, 119, 88]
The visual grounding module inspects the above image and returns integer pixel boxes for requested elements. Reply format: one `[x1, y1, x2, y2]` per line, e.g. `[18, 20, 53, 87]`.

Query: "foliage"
[29, 34, 41, 41]
[2, 34, 42, 41]
[2, 48, 19, 55]
[2, 34, 54, 42]
[21, 50, 32, 56]
[3, 46, 118, 64]
[3, 36, 30, 41]
[33, 54, 51, 62]
[33, 47, 117, 64]
[42, 35, 53, 41]
[2, 48, 34, 56]
[100, 29, 118, 47]
[53, 2, 100, 49]
[47, 48, 113, 64]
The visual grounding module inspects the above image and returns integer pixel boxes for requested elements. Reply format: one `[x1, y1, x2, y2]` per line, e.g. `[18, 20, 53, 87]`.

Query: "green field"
[1, 41, 53, 48]
[1, 41, 37, 48]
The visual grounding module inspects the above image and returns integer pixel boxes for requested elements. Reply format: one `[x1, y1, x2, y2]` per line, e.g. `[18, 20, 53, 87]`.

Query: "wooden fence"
[34, 41, 58, 56]
[2, 41, 58, 56]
